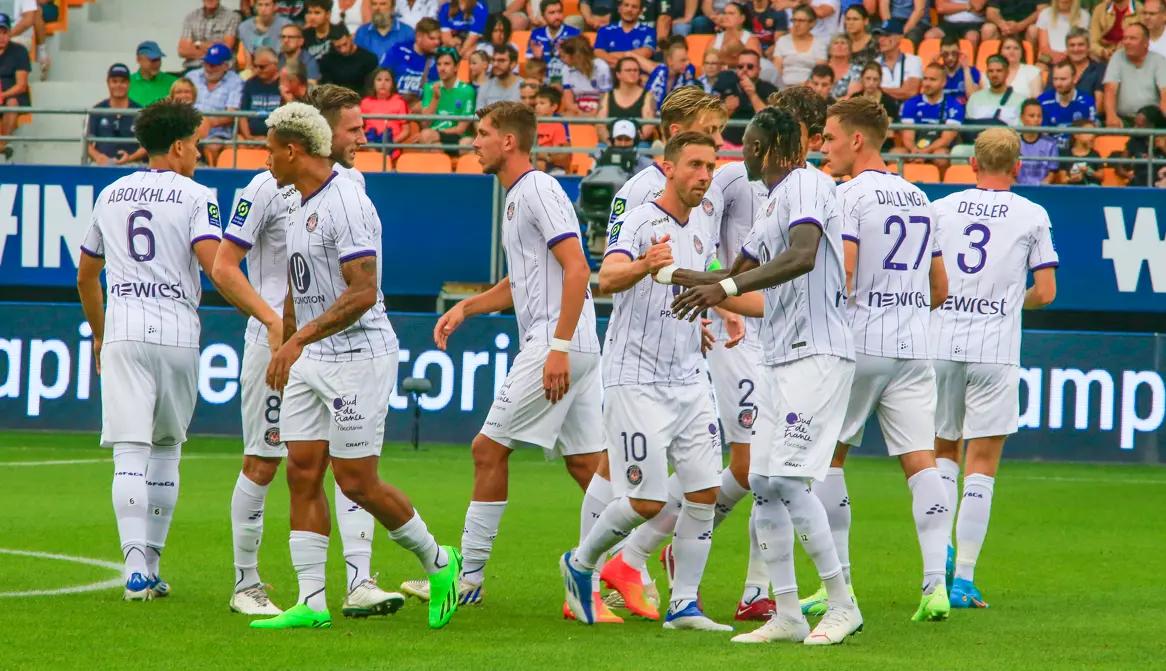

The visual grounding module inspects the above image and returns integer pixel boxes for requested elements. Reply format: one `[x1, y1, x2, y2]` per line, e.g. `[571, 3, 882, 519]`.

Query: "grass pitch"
[1, 431, 1164, 671]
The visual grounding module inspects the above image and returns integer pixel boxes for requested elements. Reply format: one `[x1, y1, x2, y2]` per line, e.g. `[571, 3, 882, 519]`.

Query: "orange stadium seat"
[568, 123, 599, 149]
[216, 147, 269, 169]
[511, 30, 530, 63]
[46, 2, 69, 35]
[569, 153, 594, 175]
[686, 34, 714, 75]
[457, 57, 470, 82]
[561, 0, 580, 16]
[456, 154, 484, 173]
[66, 0, 86, 6]
[943, 164, 976, 184]
[1101, 167, 1127, 186]
[903, 162, 941, 183]
[900, 38, 915, 55]
[354, 150, 391, 172]
[395, 152, 452, 173]
[976, 40, 1035, 72]
[1094, 135, 1129, 158]
[886, 162, 900, 174]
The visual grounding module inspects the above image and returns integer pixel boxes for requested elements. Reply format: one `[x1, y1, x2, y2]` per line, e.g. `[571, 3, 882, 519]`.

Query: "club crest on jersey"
[264, 427, 280, 446]
[701, 198, 714, 216]
[207, 202, 221, 227]
[626, 464, 643, 486]
[306, 212, 319, 232]
[231, 199, 252, 226]
[738, 407, 755, 429]
[693, 234, 703, 254]
[507, 201, 516, 220]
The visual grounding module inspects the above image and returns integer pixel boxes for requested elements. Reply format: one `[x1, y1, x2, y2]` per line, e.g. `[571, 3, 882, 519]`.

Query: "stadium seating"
[354, 150, 392, 172]
[395, 152, 453, 173]
[456, 153, 484, 173]
[686, 34, 714, 75]
[903, 163, 941, 183]
[512, 30, 530, 64]
[568, 122, 599, 149]
[215, 147, 268, 169]
[943, 164, 976, 184]
[569, 153, 594, 175]
[915, 38, 974, 66]
[1094, 135, 1129, 158]
[900, 38, 915, 55]
[976, 40, 1035, 72]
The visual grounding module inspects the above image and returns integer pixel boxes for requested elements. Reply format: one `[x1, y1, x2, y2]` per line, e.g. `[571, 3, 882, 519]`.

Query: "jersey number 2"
[882, 215, 931, 271]
[127, 209, 155, 262]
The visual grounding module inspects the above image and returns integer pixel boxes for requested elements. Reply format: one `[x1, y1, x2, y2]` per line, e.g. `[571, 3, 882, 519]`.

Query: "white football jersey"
[503, 170, 601, 353]
[603, 201, 718, 387]
[333, 162, 366, 189]
[838, 170, 940, 359]
[285, 171, 398, 362]
[931, 188, 1059, 365]
[711, 160, 767, 339]
[741, 166, 853, 365]
[611, 162, 724, 246]
[224, 171, 299, 346]
[80, 169, 221, 348]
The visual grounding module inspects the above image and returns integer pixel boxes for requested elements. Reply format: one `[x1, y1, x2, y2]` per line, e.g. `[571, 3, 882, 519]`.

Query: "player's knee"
[933, 437, 960, 461]
[242, 456, 280, 485]
[470, 434, 509, 472]
[150, 444, 181, 461]
[683, 487, 718, 506]
[564, 453, 599, 487]
[628, 497, 665, 519]
[830, 443, 849, 468]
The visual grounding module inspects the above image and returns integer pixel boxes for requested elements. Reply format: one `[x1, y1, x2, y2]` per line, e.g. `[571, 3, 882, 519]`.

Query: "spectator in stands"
[362, 67, 413, 144]
[169, 77, 199, 104]
[178, 0, 241, 71]
[501, 0, 533, 32]
[520, 79, 538, 105]
[999, 35, 1043, 98]
[1016, 98, 1059, 183]
[469, 48, 490, 85]
[189, 43, 244, 166]
[528, 0, 581, 82]
[129, 41, 179, 107]
[1036, 0, 1090, 63]
[750, 0, 789, 52]
[524, 57, 548, 83]
[320, 23, 380, 92]
[774, 5, 826, 87]
[1103, 23, 1166, 127]
[477, 44, 523, 108]
[898, 62, 964, 167]
[874, 18, 922, 101]
[0, 13, 29, 160]
[936, 0, 986, 54]
[559, 35, 613, 115]
[850, 60, 901, 133]
[397, 0, 438, 28]
[808, 0, 841, 42]
[1039, 60, 1097, 144]
[880, 0, 939, 45]
[439, 0, 488, 59]
[239, 0, 293, 70]
[983, 0, 1042, 43]
[1116, 104, 1166, 185]
[354, 0, 415, 62]
[1063, 27, 1106, 104]
[1057, 118, 1102, 183]
[646, 39, 698, 111]
[826, 34, 860, 98]
[239, 47, 284, 141]
[714, 49, 778, 144]
[644, 0, 696, 39]
[1146, 0, 1166, 56]
[279, 59, 311, 100]
[594, 0, 657, 71]
[275, 0, 308, 22]
[600, 56, 654, 131]
[697, 47, 723, 91]
[965, 54, 1023, 126]
[279, 24, 322, 83]
[712, 2, 762, 57]
[843, 5, 877, 66]
[938, 35, 981, 103]
[87, 64, 146, 166]
[381, 16, 442, 100]
[303, 0, 336, 60]
[1090, 0, 1142, 60]
[575, 0, 616, 31]
[419, 48, 476, 145]
[479, 13, 515, 56]
[533, 85, 571, 171]
[807, 63, 835, 100]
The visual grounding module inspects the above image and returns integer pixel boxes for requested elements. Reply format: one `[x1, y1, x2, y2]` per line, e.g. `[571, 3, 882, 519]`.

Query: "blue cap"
[203, 42, 233, 66]
[107, 63, 131, 79]
[872, 18, 906, 36]
[136, 40, 165, 59]
[0, 13, 11, 30]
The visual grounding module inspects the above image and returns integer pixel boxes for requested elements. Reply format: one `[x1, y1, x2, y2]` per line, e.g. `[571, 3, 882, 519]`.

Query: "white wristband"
[719, 277, 739, 297]
[654, 264, 678, 284]
[549, 338, 571, 353]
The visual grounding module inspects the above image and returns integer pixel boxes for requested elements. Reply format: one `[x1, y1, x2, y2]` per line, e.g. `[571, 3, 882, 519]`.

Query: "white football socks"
[714, 470, 749, 527]
[460, 500, 507, 586]
[742, 504, 770, 603]
[937, 457, 961, 537]
[144, 444, 180, 579]
[580, 474, 612, 545]
[112, 442, 151, 580]
[908, 467, 953, 592]
[770, 475, 848, 606]
[230, 471, 268, 589]
[748, 474, 798, 613]
[289, 530, 328, 610]
[813, 467, 852, 584]
[574, 496, 645, 571]
[954, 473, 995, 582]
[389, 512, 449, 575]
[335, 482, 375, 591]
[670, 499, 715, 603]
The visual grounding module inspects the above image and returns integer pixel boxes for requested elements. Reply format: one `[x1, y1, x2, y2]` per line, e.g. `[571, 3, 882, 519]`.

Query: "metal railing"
[2, 106, 1162, 185]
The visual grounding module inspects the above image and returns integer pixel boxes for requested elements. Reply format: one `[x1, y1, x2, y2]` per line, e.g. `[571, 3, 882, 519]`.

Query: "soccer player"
[561, 131, 738, 632]
[798, 95, 953, 622]
[214, 84, 404, 617]
[399, 101, 607, 617]
[76, 100, 221, 600]
[250, 103, 461, 630]
[671, 105, 862, 645]
[930, 127, 1058, 609]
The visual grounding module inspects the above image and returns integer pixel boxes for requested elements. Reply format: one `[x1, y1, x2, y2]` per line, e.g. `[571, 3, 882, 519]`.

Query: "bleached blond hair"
[266, 102, 332, 157]
[974, 127, 1021, 174]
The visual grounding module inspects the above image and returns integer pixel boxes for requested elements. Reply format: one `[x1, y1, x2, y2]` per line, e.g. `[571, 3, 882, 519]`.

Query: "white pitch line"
[0, 548, 123, 598]
[1010, 474, 1166, 486]
[0, 454, 239, 467]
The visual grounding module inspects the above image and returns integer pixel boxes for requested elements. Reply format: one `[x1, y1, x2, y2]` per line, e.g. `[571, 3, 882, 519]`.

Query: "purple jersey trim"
[302, 171, 338, 205]
[191, 234, 221, 246]
[841, 233, 859, 243]
[80, 245, 104, 258]
[740, 247, 758, 262]
[603, 248, 635, 260]
[339, 249, 377, 263]
[223, 232, 254, 249]
[1030, 261, 1059, 271]
[547, 231, 578, 248]
[507, 169, 538, 195]
[789, 217, 823, 232]
[932, 250, 943, 257]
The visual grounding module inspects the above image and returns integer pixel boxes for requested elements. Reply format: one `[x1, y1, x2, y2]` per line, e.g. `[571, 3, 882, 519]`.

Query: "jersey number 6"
[127, 209, 155, 262]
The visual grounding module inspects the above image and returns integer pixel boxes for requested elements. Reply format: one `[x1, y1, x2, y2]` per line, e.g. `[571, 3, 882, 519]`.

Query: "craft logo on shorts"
[783, 412, 813, 447]
[332, 394, 366, 431]
[701, 198, 713, 216]
[626, 464, 643, 486]
[506, 201, 516, 220]
[264, 427, 281, 446]
[738, 406, 755, 429]
[306, 212, 319, 232]
[693, 234, 703, 254]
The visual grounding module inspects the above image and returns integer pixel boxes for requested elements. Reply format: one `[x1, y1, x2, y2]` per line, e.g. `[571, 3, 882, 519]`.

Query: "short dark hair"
[810, 64, 834, 81]
[536, 85, 562, 107]
[539, 0, 562, 13]
[738, 48, 762, 62]
[986, 54, 1008, 68]
[1052, 60, 1075, 76]
[1021, 97, 1043, 115]
[664, 130, 717, 162]
[416, 17, 441, 34]
[305, 0, 333, 11]
[496, 44, 519, 64]
[478, 100, 537, 153]
[135, 100, 203, 155]
[1126, 21, 1150, 40]
[844, 4, 868, 19]
[940, 34, 960, 49]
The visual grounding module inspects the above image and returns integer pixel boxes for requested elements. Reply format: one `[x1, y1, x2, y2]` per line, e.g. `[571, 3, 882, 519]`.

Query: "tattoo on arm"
[291, 257, 379, 347]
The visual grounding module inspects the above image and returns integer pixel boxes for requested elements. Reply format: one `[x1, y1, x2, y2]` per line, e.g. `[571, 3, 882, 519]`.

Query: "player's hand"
[93, 337, 102, 375]
[434, 302, 466, 350]
[700, 318, 715, 354]
[671, 283, 728, 321]
[266, 338, 303, 392]
[643, 234, 673, 273]
[722, 311, 745, 348]
[265, 318, 284, 353]
[543, 349, 570, 403]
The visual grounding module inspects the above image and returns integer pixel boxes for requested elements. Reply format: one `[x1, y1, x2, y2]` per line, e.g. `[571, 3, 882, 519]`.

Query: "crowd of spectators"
[67, 0, 1166, 183]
